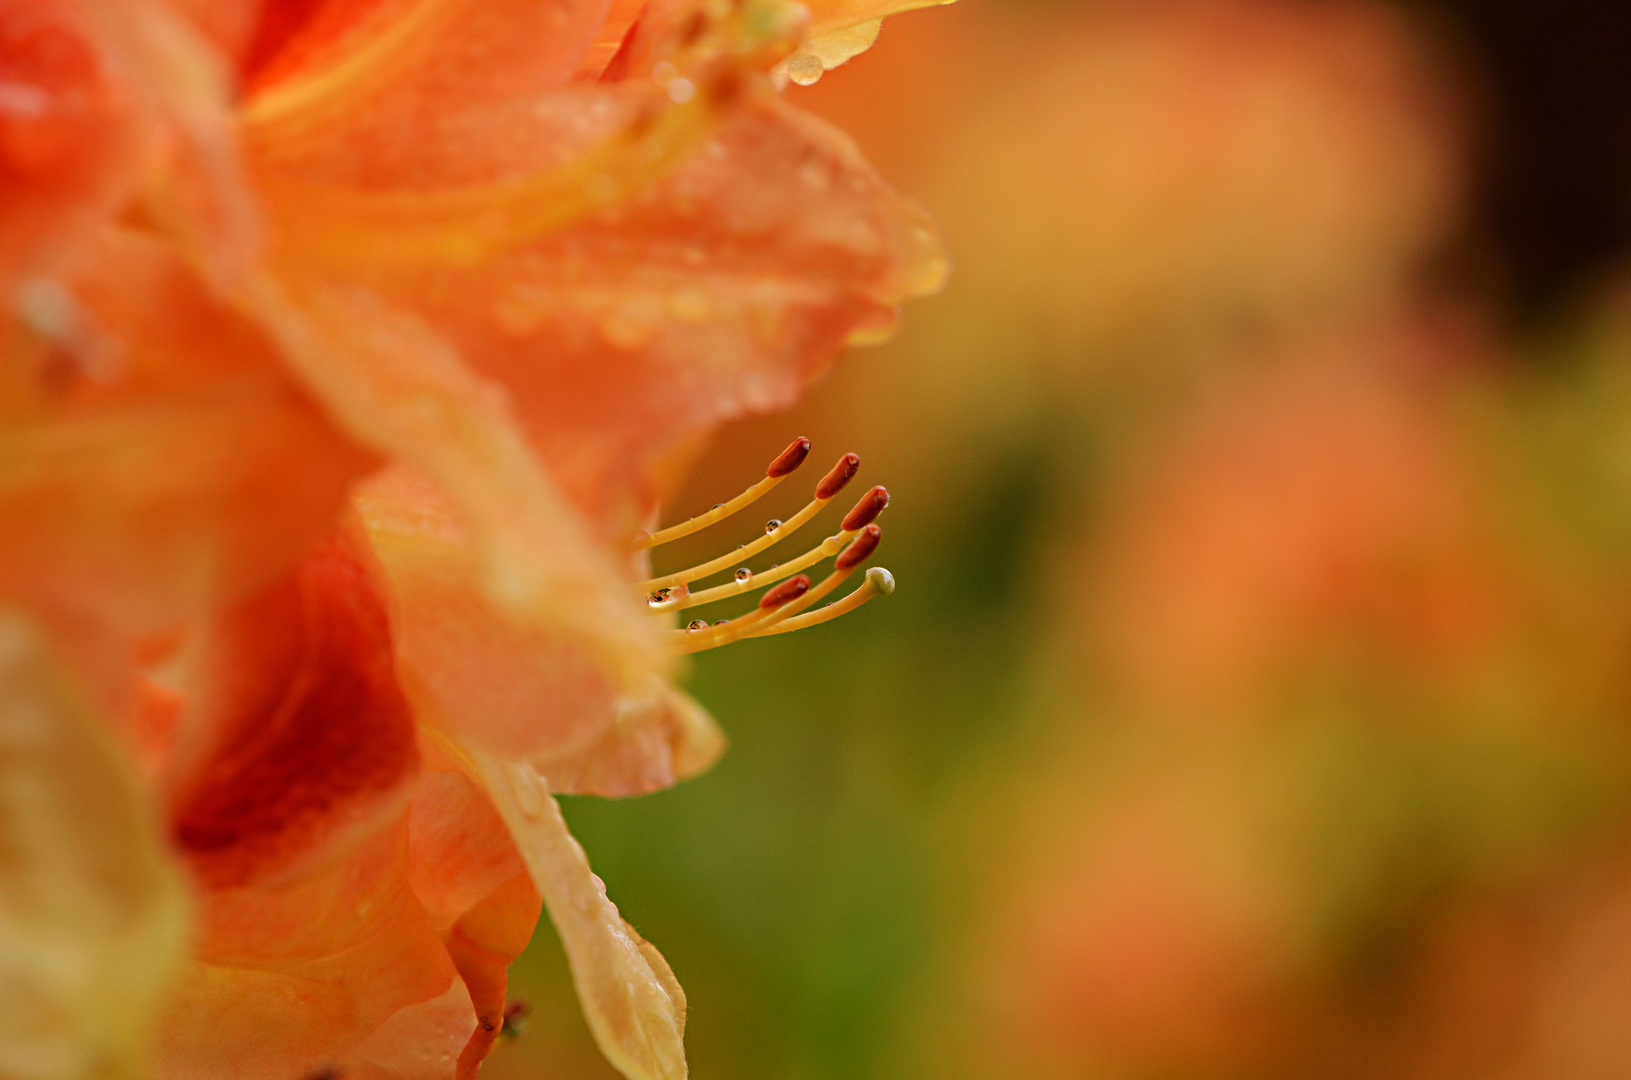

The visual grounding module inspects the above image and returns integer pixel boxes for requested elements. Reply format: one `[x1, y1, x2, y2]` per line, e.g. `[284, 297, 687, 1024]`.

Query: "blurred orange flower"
[0, 0, 940, 1077]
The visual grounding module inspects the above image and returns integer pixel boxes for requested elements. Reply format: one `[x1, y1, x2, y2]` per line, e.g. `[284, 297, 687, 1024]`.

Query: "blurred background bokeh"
[489, 2, 1631, 1077]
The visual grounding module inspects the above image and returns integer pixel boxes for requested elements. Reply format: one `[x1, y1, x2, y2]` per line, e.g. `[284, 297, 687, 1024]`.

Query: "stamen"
[842, 485, 890, 531]
[639, 453, 870, 592]
[649, 488, 887, 613]
[671, 574, 811, 654]
[642, 439, 896, 649]
[751, 567, 895, 637]
[673, 527, 886, 652]
[632, 437, 810, 550]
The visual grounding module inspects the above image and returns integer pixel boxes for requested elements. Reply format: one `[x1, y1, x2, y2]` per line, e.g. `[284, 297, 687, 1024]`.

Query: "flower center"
[635, 437, 894, 652]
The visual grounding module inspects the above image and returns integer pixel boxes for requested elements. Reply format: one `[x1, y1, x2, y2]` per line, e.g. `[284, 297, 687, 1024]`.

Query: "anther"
[633, 437, 811, 550]
[835, 524, 881, 571]
[759, 574, 811, 609]
[815, 453, 861, 499]
[841, 485, 890, 531]
[767, 436, 811, 478]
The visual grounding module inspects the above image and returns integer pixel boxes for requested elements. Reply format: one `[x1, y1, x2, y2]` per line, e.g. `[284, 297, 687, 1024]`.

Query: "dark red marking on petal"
[759, 574, 811, 609]
[815, 453, 861, 499]
[171, 531, 419, 891]
[841, 485, 890, 531]
[767, 436, 811, 478]
[836, 524, 881, 571]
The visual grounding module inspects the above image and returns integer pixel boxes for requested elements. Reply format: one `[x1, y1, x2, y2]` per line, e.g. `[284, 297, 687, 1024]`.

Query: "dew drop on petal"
[735, 568, 753, 583]
[786, 52, 824, 86]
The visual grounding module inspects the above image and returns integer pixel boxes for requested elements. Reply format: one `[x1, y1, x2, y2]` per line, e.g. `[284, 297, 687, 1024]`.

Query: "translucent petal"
[480, 758, 688, 1080]
[0, 609, 188, 1080]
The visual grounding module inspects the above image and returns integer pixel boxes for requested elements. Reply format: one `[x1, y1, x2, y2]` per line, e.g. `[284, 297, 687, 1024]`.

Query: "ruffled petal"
[159, 820, 456, 1080]
[342, 979, 479, 1080]
[480, 758, 688, 1080]
[0, 609, 188, 1080]
[540, 679, 725, 798]
[247, 279, 666, 701]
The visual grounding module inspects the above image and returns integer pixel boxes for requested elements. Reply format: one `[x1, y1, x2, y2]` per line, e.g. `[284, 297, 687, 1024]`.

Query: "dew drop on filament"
[735, 567, 753, 583]
[687, 619, 709, 631]
[764, 519, 782, 533]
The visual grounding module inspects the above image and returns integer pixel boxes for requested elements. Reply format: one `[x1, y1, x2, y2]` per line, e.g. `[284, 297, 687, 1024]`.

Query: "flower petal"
[0, 608, 188, 1080]
[0, 231, 375, 641]
[159, 819, 456, 1080]
[479, 758, 688, 1080]
[540, 680, 725, 798]
[169, 531, 421, 891]
[356, 466, 626, 762]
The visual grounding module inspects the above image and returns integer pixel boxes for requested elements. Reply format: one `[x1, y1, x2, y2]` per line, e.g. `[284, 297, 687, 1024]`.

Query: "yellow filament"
[748, 569, 892, 637]
[641, 494, 832, 592]
[650, 529, 858, 612]
[634, 474, 784, 551]
[673, 565, 853, 654]
[670, 602, 781, 655]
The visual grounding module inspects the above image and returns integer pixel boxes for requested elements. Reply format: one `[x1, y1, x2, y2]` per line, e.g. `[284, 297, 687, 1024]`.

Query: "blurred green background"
[491, 2, 1631, 1077]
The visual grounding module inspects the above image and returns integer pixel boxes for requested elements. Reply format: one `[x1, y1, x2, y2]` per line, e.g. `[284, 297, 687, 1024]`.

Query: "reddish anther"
[759, 574, 812, 609]
[841, 486, 890, 531]
[815, 453, 861, 499]
[836, 524, 881, 571]
[767, 437, 812, 478]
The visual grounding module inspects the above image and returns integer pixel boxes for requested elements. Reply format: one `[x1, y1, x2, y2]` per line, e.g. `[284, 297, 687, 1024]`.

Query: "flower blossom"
[0, 0, 944, 1077]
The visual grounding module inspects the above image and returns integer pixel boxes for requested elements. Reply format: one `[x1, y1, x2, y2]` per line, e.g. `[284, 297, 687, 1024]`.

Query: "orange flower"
[0, 0, 941, 1077]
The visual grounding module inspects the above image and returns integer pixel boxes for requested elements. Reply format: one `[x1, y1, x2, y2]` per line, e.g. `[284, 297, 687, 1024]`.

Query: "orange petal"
[541, 680, 725, 797]
[479, 757, 688, 1080]
[407, 748, 531, 932]
[170, 530, 420, 891]
[0, 0, 142, 290]
[160, 818, 457, 1080]
[359, 473, 721, 794]
[357, 466, 630, 762]
[445, 871, 542, 1078]
[247, 280, 666, 700]
[342, 978, 480, 1080]
[0, 231, 375, 640]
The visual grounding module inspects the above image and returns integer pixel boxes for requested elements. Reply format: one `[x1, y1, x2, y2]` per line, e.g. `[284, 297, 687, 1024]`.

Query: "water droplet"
[734, 567, 753, 582]
[786, 52, 824, 86]
[648, 588, 672, 606]
[712, 503, 723, 511]
[510, 766, 547, 818]
[688, 619, 709, 631]
[714, 618, 730, 626]
[765, 519, 783, 533]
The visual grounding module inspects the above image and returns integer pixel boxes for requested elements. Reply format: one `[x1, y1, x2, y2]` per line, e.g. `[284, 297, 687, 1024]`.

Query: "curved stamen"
[633, 437, 809, 551]
[750, 567, 895, 638]
[671, 574, 811, 653]
[639, 453, 864, 592]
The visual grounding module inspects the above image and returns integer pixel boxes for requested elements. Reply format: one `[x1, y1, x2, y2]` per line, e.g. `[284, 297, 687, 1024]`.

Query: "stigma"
[634, 437, 895, 652]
